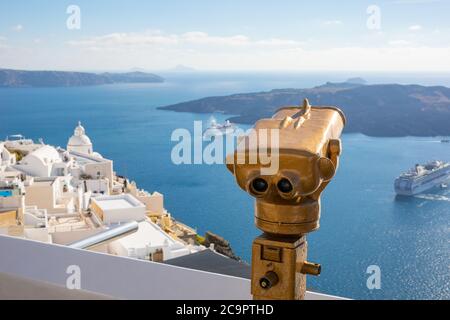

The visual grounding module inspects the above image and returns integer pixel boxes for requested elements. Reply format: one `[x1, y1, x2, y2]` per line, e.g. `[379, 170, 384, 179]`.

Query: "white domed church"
[67, 121, 95, 156]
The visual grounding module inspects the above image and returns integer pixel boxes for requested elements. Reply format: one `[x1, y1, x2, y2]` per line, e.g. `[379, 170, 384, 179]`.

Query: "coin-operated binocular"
[226, 99, 345, 300]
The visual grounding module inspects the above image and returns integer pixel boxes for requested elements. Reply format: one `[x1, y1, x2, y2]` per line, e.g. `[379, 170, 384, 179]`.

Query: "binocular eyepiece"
[227, 99, 346, 236]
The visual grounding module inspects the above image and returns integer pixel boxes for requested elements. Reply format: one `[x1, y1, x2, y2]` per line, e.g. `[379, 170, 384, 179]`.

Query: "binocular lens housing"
[251, 177, 294, 194]
[226, 100, 345, 235]
[277, 178, 293, 193]
[251, 178, 268, 194]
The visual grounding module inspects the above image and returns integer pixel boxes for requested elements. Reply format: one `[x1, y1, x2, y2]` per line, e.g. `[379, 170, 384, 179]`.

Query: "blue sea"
[1, 72, 449, 300]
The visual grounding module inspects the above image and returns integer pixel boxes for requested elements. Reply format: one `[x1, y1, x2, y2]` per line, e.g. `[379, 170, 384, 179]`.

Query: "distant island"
[0, 69, 164, 87]
[168, 65, 197, 72]
[158, 79, 450, 137]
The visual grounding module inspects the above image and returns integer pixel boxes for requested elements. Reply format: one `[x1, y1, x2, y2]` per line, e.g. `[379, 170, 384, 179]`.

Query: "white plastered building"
[14, 145, 63, 177]
[108, 220, 193, 261]
[67, 121, 94, 156]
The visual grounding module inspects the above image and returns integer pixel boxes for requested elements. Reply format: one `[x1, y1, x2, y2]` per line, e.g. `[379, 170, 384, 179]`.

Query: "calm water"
[0, 72, 449, 299]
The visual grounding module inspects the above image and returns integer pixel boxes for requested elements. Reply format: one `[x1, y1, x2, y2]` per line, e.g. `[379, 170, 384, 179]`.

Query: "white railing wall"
[0, 234, 251, 300]
[0, 235, 344, 300]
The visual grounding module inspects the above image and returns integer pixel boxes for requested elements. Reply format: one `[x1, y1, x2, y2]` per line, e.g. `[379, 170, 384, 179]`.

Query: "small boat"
[6, 134, 26, 141]
[441, 139, 450, 143]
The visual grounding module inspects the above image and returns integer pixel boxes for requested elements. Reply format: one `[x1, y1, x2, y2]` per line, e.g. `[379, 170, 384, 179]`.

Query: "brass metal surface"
[227, 99, 345, 235]
[252, 235, 307, 300]
[298, 261, 322, 276]
[226, 99, 345, 300]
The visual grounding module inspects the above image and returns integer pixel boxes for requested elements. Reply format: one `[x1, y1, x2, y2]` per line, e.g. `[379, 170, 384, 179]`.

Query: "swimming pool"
[0, 190, 13, 197]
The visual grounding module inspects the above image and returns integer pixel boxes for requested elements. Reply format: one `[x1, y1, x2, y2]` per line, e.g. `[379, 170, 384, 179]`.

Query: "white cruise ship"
[203, 119, 236, 139]
[394, 160, 450, 196]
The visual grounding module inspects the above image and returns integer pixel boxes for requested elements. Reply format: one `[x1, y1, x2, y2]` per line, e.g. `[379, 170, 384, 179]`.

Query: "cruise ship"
[203, 119, 236, 139]
[394, 160, 450, 196]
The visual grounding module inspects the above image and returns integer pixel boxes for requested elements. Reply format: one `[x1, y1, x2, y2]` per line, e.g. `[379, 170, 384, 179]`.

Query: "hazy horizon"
[3, 66, 450, 75]
[1, 1, 450, 72]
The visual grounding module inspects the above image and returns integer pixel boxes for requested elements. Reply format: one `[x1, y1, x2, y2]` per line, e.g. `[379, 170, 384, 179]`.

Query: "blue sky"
[1, 0, 449, 71]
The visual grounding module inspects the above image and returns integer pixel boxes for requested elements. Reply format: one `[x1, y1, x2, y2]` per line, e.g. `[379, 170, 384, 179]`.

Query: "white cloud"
[67, 31, 301, 48]
[4, 30, 450, 72]
[12, 24, 23, 32]
[66, 43, 450, 72]
[67, 31, 178, 47]
[409, 25, 423, 31]
[181, 32, 250, 46]
[255, 38, 301, 46]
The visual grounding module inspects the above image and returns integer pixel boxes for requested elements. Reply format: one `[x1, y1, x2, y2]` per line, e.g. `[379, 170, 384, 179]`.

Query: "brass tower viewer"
[226, 99, 346, 300]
